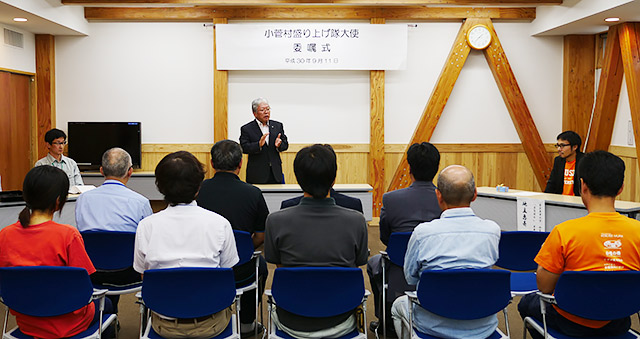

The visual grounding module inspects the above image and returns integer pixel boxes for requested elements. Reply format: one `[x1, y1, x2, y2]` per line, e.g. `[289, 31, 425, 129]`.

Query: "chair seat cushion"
[6, 313, 116, 339]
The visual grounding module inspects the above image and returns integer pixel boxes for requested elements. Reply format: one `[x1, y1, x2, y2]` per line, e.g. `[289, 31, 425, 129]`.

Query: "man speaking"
[240, 98, 289, 184]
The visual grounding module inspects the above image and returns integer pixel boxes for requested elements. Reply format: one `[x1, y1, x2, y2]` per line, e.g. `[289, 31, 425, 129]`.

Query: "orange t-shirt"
[561, 160, 577, 196]
[535, 212, 640, 328]
[0, 220, 96, 339]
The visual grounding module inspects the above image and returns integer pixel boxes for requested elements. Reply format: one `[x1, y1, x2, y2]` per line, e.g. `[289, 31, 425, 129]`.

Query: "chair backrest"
[417, 269, 511, 320]
[234, 230, 254, 266]
[82, 230, 136, 270]
[386, 232, 412, 266]
[495, 231, 549, 271]
[554, 271, 640, 321]
[0, 266, 94, 317]
[142, 267, 236, 319]
[271, 267, 365, 318]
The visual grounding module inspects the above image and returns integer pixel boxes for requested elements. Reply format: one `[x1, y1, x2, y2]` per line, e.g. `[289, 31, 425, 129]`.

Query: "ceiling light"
[13, 17, 27, 22]
[605, 17, 620, 22]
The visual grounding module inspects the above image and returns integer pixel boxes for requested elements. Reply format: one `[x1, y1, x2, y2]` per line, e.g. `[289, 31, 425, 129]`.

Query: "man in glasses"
[544, 130, 584, 196]
[34, 128, 84, 186]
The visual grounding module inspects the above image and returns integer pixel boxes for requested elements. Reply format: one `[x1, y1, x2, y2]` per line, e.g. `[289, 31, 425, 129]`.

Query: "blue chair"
[81, 231, 142, 295]
[407, 269, 512, 339]
[379, 232, 413, 339]
[266, 267, 369, 339]
[138, 267, 241, 339]
[233, 230, 263, 338]
[0, 266, 117, 339]
[495, 231, 549, 296]
[523, 271, 640, 339]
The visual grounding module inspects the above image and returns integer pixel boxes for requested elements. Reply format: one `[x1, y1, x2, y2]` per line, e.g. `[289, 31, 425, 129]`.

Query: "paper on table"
[513, 191, 543, 197]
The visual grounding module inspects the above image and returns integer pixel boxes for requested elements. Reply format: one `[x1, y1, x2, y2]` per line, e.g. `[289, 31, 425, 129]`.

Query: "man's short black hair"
[155, 151, 205, 205]
[44, 128, 66, 144]
[578, 150, 625, 197]
[293, 144, 337, 199]
[557, 131, 582, 149]
[407, 142, 440, 182]
[211, 140, 242, 171]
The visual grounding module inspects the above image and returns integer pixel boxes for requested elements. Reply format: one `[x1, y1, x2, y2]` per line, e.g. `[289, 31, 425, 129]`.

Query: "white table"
[471, 187, 640, 231]
[0, 197, 78, 229]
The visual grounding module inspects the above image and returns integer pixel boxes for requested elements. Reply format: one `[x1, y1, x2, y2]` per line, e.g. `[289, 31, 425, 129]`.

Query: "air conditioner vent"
[4, 28, 24, 48]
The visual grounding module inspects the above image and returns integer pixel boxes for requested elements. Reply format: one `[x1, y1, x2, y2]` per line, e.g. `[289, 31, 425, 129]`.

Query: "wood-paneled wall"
[137, 143, 640, 202]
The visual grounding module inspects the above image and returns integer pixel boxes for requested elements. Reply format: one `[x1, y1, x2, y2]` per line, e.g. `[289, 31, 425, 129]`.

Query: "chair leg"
[2, 304, 9, 338]
[382, 261, 387, 339]
[502, 308, 510, 338]
[255, 258, 259, 339]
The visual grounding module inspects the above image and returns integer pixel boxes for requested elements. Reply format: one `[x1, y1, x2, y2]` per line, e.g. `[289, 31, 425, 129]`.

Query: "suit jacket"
[379, 181, 441, 246]
[280, 188, 363, 213]
[240, 119, 289, 184]
[544, 152, 584, 196]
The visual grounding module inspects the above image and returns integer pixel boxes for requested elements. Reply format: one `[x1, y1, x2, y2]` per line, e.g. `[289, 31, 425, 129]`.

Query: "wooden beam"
[585, 25, 624, 152]
[387, 18, 475, 192]
[213, 17, 228, 142]
[68, 0, 559, 5]
[35, 34, 55, 160]
[563, 35, 595, 139]
[482, 18, 551, 188]
[618, 23, 640, 166]
[84, 6, 536, 21]
[370, 17, 385, 217]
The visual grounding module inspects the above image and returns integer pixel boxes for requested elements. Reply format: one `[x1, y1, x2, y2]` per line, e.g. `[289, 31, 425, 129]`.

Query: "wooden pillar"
[213, 18, 228, 142]
[35, 34, 55, 160]
[370, 17, 385, 217]
[563, 35, 595, 140]
[618, 23, 640, 164]
[585, 25, 624, 152]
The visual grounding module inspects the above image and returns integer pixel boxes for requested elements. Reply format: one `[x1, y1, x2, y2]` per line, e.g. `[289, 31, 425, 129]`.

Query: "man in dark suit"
[280, 188, 363, 213]
[240, 98, 289, 184]
[544, 130, 584, 196]
[367, 142, 442, 336]
[197, 139, 270, 337]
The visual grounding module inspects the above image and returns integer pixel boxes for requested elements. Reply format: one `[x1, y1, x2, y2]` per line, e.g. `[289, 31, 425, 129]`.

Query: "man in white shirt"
[134, 151, 239, 339]
[34, 128, 83, 187]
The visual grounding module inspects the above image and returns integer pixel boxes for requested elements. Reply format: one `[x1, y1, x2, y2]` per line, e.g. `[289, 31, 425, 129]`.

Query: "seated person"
[519, 150, 640, 338]
[265, 144, 369, 338]
[544, 130, 584, 196]
[391, 165, 500, 339]
[34, 128, 83, 187]
[75, 147, 153, 312]
[134, 151, 239, 339]
[196, 139, 269, 336]
[0, 166, 113, 339]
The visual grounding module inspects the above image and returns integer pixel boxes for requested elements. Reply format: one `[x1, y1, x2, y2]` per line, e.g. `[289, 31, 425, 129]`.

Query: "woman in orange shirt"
[0, 166, 114, 338]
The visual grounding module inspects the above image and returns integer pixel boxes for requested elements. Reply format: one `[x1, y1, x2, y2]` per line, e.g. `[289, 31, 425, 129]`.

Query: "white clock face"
[467, 25, 492, 50]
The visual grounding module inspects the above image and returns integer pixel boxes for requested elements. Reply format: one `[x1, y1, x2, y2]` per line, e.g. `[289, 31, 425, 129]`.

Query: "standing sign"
[216, 23, 407, 70]
[517, 197, 545, 232]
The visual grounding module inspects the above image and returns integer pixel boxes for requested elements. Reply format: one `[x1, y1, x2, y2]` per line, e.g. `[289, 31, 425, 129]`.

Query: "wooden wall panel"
[563, 35, 595, 138]
[35, 35, 55, 159]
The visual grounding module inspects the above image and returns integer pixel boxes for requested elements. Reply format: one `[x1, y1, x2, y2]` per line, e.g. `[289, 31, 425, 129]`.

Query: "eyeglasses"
[52, 141, 67, 146]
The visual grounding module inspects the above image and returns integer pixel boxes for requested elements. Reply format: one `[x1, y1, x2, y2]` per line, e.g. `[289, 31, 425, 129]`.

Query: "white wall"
[55, 20, 564, 145]
[0, 23, 35, 73]
[611, 76, 634, 147]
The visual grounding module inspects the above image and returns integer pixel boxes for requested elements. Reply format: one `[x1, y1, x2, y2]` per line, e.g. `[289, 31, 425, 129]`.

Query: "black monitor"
[68, 122, 142, 171]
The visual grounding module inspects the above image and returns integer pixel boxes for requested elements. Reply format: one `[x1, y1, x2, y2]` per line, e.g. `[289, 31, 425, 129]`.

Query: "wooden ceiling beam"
[67, 0, 559, 5]
[84, 6, 535, 21]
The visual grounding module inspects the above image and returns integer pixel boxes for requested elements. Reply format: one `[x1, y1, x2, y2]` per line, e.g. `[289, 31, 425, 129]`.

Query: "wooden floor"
[2, 223, 639, 338]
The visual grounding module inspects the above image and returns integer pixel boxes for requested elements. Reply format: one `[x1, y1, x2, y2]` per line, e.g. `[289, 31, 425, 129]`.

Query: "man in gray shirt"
[265, 144, 368, 338]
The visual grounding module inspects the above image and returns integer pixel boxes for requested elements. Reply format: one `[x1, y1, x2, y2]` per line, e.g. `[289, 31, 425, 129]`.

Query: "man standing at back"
[367, 142, 442, 334]
[197, 139, 269, 337]
[391, 165, 501, 339]
[265, 144, 368, 338]
[519, 150, 640, 338]
[75, 147, 152, 311]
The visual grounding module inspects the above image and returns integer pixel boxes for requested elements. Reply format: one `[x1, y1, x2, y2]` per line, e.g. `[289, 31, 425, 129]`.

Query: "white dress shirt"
[256, 119, 269, 145]
[133, 201, 239, 273]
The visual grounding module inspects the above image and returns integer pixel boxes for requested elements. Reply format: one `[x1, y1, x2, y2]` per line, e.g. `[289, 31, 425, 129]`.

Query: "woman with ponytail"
[0, 166, 112, 339]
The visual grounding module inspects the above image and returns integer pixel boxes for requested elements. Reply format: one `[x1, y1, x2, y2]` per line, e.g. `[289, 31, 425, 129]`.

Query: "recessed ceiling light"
[13, 17, 27, 22]
[605, 17, 620, 22]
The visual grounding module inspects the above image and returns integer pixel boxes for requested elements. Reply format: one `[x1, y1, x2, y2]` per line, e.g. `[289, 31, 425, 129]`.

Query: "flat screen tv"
[68, 122, 142, 171]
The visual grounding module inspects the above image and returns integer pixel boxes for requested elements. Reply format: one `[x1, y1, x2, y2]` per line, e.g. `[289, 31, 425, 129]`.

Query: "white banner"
[517, 197, 546, 232]
[216, 23, 407, 70]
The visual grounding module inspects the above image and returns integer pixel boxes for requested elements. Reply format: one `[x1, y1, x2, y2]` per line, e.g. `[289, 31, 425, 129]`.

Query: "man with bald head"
[391, 165, 501, 339]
